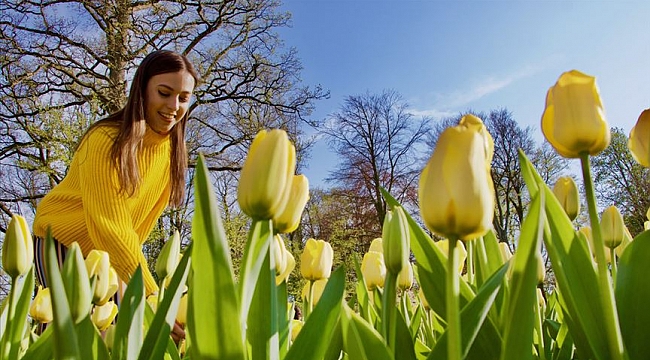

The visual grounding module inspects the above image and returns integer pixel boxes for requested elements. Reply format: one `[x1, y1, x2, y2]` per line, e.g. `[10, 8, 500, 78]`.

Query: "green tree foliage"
[592, 127, 650, 236]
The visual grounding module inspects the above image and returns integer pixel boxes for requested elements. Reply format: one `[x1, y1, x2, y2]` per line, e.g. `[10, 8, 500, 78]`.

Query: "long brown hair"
[83, 50, 199, 208]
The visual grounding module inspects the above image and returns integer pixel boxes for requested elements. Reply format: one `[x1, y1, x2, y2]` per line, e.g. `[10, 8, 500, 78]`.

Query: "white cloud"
[411, 61, 554, 119]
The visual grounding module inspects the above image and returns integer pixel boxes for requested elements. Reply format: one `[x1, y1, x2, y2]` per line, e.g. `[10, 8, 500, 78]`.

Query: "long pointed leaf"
[341, 304, 393, 360]
[616, 230, 650, 359]
[111, 267, 145, 360]
[500, 191, 544, 360]
[285, 267, 345, 360]
[138, 243, 192, 360]
[188, 154, 244, 360]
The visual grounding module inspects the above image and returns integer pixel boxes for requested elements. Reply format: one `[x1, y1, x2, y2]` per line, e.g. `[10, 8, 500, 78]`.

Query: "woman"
[32, 50, 198, 298]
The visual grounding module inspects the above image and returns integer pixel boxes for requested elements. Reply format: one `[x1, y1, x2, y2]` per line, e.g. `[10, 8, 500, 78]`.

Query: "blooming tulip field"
[2, 70, 650, 360]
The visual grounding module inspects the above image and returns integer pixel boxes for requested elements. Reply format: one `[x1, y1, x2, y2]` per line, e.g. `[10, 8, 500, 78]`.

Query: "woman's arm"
[77, 128, 159, 295]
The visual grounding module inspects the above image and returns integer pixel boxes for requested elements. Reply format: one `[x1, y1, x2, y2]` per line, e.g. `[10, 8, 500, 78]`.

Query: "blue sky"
[278, 0, 650, 187]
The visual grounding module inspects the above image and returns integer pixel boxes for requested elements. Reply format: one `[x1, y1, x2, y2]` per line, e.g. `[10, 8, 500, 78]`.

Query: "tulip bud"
[273, 234, 288, 277]
[419, 114, 495, 241]
[541, 70, 610, 158]
[498, 242, 513, 263]
[301, 278, 327, 306]
[600, 206, 625, 249]
[537, 255, 546, 285]
[300, 238, 333, 281]
[237, 129, 296, 220]
[369, 238, 383, 253]
[91, 301, 118, 331]
[552, 176, 580, 221]
[382, 206, 410, 273]
[84, 249, 118, 305]
[361, 251, 386, 291]
[63, 242, 93, 323]
[628, 109, 650, 167]
[176, 293, 188, 326]
[104, 325, 116, 351]
[418, 289, 430, 311]
[2, 214, 34, 278]
[277, 250, 295, 285]
[397, 262, 414, 290]
[537, 288, 546, 310]
[156, 231, 181, 282]
[273, 175, 310, 233]
[290, 319, 304, 342]
[30, 286, 53, 323]
[146, 294, 158, 312]
[616, 226, 633, 258]
[435, 239, 467, 274]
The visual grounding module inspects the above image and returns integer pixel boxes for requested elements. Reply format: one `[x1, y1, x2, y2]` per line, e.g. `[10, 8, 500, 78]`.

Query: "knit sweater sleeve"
[77, 128, 159, 295]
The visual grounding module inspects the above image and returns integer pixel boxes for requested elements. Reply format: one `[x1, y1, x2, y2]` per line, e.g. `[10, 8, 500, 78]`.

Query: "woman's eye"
[158, 91, 170, 97]
[180, 97, 190, 103]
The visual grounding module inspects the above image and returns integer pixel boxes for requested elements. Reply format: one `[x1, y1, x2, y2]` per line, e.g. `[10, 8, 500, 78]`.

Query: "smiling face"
[144, 70, 196, 135]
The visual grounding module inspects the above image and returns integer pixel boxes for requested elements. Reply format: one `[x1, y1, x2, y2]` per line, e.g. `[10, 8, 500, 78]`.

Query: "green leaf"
[21, 325, 54, 360]
[43, 229, 82, 359]
[340, 303, 393, 360]
[76, 316, 110, 360]
[247, 247, 278, 360]
[381, 188, 503, 359]
[240, 219, 273, 331]
[500, 190, 544, 360]
[394, 307, 417, 360]
[277, 282, 290, 359]
[0, 267, 34, 360]
[285, 267, 346, 360]
[616, 230, 650, 359]
[428, 263, 508, 360]
[138, 243, 192, 360]
[111, 267, 145, 360]
[519, 150, 613, 360]
[188, 154, 245, 360]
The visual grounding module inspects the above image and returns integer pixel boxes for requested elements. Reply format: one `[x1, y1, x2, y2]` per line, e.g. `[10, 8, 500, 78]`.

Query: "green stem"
[447, 237, 461, 360]
[2, 275, 19, 360]
[306, 280, 314, 319]
[382, 271, 398, 352]
[467, 239, 475, 286]
[535, 291, 547, 360]
[610, 247, 617, 286]
[580, 153, 624, 360]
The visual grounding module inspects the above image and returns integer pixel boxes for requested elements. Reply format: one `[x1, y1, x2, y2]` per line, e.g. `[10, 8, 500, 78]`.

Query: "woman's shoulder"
[82, 123, 120, 145]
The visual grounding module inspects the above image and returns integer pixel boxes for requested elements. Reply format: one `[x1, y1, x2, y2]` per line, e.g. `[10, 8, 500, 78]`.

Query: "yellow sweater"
[33, 125, 171, 295]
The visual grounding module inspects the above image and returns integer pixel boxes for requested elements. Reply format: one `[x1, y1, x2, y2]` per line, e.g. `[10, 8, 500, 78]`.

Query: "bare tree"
[320, 89, 430, 229]
[0, 0, 326, 224]
[592, 127, 650, 236]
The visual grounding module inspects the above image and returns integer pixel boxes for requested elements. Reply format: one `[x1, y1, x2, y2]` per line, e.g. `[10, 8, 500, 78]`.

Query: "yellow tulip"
[176, 293, 188, 326]
[156, 231, 181, 282]
[541, 70, 610, 158]
[369, 238, 383, 253]
[30, 286, 53, 323]
[419, 114, 495, 241]
[628, 109, 650, 167]
[237, 129, 296, 220]
[84, 249, 116, 305]
[273, 174, 310, 233]
[382, 206, 410, 273]
[361, 251, 386, 291]
[435, 239, 467, 274]
[552, 176, 580, 221]
[537, 255, 546, 285]
[91, 301, 118, 331]
[600, 205, 625, 249]
[397, 262, 414, 290]
[2, 214, 33, 278]
[301, 278, 327, 306]
[290, 319, 304, 342]
[300, 238, 333, 281]
[537, 288, 546, 310]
